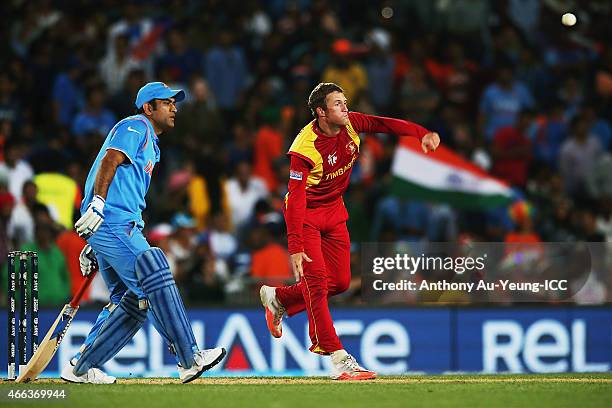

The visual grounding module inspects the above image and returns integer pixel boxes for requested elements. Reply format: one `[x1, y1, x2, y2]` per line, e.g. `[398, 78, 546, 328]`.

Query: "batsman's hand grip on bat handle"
[70, 268, 98, 308]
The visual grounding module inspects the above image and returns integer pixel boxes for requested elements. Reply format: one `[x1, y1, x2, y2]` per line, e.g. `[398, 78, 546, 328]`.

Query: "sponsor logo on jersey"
[289, 170, 303, 181]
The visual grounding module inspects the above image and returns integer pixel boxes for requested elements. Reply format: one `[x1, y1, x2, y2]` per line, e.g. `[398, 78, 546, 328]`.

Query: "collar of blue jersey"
[136, 115, 159, 141]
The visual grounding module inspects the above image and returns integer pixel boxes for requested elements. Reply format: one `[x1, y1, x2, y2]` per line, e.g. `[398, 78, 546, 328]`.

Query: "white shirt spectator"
[0, 160, 34, 202]
[559, 134, 602, 196]
[7, 201, 34, 245]
[99, 52, 143, 94]
[225, 176, 268, 230]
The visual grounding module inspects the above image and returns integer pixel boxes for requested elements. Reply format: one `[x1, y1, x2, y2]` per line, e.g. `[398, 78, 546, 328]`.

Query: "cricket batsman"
[260, 83, 440, 380]
[61, 82, 226, 384]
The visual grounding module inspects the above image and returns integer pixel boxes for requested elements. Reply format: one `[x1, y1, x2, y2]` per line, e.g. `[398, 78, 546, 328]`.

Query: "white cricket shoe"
[61, 361, 116, 384]
[178, 348, 226, 383]
[330, 354, 377, 381]
[260, 285, 285, 338]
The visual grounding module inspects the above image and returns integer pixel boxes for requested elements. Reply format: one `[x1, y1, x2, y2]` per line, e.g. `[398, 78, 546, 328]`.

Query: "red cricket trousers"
[276, 198, 351, 354]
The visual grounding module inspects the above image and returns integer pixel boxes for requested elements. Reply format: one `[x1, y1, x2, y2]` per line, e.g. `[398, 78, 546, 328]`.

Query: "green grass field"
[2, 374, 611, 408]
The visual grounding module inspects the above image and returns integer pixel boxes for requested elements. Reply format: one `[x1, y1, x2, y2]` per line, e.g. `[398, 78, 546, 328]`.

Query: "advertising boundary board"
[1, 307, 610, 377]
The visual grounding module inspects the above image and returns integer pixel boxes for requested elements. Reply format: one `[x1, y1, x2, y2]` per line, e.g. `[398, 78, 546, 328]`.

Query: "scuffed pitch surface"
[2, 374, 611, 408]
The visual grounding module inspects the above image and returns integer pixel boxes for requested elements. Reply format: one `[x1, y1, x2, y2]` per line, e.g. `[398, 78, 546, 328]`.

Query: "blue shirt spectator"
[72, 83, 116, 139]
[52, 70, 84, 128]
[204, 31, 248, 110]
[534, 103, 568, 168]
[480, 66, 535, 141]
[156, 29, 202, 84]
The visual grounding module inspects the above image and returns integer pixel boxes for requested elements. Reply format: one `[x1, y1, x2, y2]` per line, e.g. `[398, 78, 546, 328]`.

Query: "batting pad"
[74, 291, 146, 376]
[136, 247, 197, 369]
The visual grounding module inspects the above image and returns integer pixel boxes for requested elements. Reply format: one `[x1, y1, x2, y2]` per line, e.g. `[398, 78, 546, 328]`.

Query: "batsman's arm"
[93, 149, 128, 199]
[74, 149, 127, 238]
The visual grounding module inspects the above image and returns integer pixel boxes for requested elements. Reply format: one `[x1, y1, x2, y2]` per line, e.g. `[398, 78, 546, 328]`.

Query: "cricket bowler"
[260, 82, 440, 380]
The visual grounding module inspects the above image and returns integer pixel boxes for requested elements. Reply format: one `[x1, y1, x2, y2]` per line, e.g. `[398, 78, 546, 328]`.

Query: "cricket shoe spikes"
[178, 347, 226, 383]
[61, 361, 117, 384]
[331, 355, 377, 381]
[260, 285, 285, 338]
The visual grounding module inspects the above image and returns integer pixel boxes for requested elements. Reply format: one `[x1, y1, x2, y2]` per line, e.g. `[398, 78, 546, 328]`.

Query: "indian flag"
[391, 137, 514, 208]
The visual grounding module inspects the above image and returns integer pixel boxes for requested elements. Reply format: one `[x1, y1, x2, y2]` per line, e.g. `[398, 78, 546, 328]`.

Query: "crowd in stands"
[0, 0, 611, 306]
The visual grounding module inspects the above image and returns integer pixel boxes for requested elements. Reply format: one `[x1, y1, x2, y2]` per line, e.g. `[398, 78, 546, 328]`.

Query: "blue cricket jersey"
[81, 114, 160, 227]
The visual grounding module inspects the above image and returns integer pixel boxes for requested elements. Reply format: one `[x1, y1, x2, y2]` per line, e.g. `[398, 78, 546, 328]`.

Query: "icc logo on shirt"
[328, 152, 338, 166]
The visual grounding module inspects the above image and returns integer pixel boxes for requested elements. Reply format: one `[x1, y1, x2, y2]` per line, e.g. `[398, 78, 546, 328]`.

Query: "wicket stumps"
[6, 251, 39, 380]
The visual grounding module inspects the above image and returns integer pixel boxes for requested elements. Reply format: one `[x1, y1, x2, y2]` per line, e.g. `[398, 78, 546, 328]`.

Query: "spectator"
[533, 101, 568, 169]
[108, 68, 147, 119]
[175, 76, 224, 155]
[586, 144, 612, 200]
[156, 28, 202, 84]
[491, 110, 534, 188]
[106, 3, 155, 60]
[204, 30, 249, 120]
[582, 104, 612, 150]
[7, 180, 41, 247]
[504, 201, 543, 257]
[558, 76, 584, 120]
[34, 172, 81, 229]
[0, 138, 34, 202]
[0, 187, 15, 270]
[559, 115, 603, 198]
[99, 33, 143, 95]
[20, 222, 70, 306]
[364, 28, 395, 114]
[52, 58, 85, 128]
[479, 65, 535, 141]
[252, 108, 284, 192]
[539, 197, 577, 242]
[399, 64, 440, 125]
[204, 212, 238, 262]
[56, 228, 88, 298]
[249, 222, 291, 284]
[322, 38, 368, 106]
[0, 72, 20, 129]
[224, 161, 268, 232]
[71, 83, 116, 144]
[166, 213, 198, 294]
[224, 122, 253, 173]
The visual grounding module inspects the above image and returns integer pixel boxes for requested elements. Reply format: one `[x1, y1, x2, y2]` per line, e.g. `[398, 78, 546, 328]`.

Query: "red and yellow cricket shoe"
[260, 285, 284, 338]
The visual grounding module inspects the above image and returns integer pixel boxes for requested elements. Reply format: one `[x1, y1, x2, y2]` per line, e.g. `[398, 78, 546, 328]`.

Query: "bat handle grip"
[70, 270, 97, 308]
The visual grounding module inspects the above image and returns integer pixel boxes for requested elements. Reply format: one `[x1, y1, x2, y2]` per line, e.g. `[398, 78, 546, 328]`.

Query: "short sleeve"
[107, 119, 148, 164]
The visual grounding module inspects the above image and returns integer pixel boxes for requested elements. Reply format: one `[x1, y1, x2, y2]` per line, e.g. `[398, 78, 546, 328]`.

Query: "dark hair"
[307, 82, 344, 118]
[134, 99, 159, 115]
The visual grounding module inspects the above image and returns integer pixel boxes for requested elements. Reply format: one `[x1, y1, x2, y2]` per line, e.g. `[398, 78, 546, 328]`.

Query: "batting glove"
[75, 195, 105, 239]
[79, 244, 98, 277]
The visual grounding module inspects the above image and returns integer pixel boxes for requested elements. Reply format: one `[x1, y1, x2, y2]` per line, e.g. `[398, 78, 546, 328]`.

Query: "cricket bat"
[15, 271, 97, 383]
